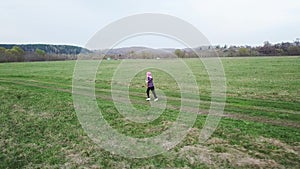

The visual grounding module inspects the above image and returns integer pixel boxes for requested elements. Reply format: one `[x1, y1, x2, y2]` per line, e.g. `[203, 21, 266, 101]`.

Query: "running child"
[145, 72, 158, 101]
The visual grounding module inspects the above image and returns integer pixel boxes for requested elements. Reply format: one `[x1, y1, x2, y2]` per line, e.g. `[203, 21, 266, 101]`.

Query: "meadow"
[0, 56, 299, 168]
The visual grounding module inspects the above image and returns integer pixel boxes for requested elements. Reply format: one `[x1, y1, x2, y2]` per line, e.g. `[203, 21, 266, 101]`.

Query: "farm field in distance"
[0, 56, 299, 168]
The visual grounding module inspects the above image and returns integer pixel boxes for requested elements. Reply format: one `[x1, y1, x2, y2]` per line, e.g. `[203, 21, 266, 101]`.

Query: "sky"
[0, 0, 300, 49]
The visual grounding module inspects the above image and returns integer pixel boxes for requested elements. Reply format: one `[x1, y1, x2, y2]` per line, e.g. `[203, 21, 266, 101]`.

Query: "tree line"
[0, 44, 89, 62]
[1, 40, 300, 62]
[175, 40, 300, 58]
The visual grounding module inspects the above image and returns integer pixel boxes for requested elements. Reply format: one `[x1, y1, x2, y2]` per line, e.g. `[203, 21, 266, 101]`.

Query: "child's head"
[146, 72, 152, 77]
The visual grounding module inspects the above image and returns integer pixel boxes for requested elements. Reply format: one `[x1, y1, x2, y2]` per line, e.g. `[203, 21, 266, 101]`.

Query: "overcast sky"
[1, 0, 299, 48]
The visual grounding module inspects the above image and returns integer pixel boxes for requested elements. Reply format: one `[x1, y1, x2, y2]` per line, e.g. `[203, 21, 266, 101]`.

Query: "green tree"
[5, 49, 14, 62]
[11, 46, 25, 56]
[0, 47, 6, 54]
[12, 46, 25, 61]
[238, 47, 250, 56]
[36, 48, 46, 56]
[174, 49, 185, 58]
[287, 46, 300, 55]
[0, 47, 6, 62]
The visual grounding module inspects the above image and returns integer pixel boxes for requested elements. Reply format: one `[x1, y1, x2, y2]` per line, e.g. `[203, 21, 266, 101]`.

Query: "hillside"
[1, 40, 300, 62]
[0, 44, 90, 55]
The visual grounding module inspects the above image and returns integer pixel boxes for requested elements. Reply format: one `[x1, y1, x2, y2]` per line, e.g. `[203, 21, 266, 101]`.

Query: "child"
[145, 72, 158, 101]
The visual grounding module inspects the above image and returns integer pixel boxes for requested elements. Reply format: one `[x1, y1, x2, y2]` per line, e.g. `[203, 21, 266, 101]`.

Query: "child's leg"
[151, 87, 157, 98]
[146, 87, 150, 98]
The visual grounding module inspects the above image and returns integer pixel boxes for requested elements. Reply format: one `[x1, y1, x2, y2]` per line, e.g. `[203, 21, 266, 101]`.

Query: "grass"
[0, 56, 299, 168]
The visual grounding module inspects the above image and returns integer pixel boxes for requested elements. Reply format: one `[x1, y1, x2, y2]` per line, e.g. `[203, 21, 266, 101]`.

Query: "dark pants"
[147, 86, 157, 98]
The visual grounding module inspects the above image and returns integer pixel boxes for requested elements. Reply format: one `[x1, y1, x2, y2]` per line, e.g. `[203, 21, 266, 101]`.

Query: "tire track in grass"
[2, 77, 299, 114]
[1, 78, 300, 128]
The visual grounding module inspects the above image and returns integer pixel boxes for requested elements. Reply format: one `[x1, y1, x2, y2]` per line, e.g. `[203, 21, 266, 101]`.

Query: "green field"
[0, 56, 300, 168]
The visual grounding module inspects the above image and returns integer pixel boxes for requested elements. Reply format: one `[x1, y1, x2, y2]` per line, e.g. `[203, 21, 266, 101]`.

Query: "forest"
[0, 40, 300, 62]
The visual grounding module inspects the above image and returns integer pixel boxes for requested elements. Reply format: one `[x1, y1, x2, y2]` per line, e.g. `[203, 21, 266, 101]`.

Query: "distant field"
[0, 56, 299, 168]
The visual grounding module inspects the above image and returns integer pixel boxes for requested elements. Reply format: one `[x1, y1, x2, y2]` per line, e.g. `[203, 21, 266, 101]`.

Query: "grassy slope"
[0, 57, 299, 168]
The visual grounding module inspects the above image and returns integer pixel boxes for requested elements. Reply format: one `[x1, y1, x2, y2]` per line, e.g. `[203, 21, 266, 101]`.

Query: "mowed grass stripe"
[1, 73, 299, 122]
